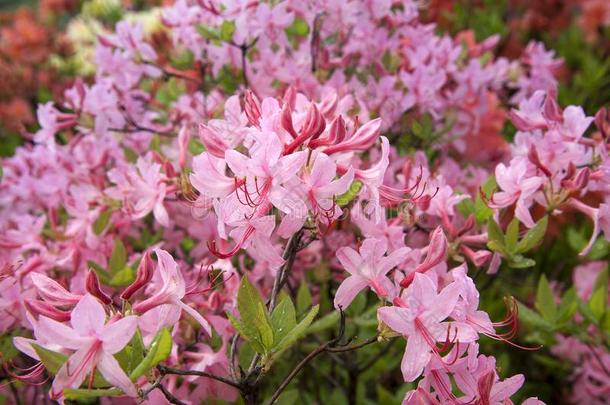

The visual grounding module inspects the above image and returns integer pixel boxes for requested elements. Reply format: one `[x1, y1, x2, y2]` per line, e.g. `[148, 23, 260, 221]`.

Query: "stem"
[268, 229, 304, 311]
[156, 384, 188, 405]
[240, 44, 249, 89]
[157, 365, 242, 390]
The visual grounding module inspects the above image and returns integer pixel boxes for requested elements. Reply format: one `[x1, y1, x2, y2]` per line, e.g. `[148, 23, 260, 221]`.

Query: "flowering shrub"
[0, 1, 609, 404]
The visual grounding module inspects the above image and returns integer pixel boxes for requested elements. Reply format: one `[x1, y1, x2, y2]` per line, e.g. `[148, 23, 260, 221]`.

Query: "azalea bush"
[1, 1, 609, 404]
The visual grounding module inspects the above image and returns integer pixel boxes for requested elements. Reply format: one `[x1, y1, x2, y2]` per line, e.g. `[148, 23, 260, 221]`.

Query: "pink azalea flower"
[34, 294, 138, 399]
[133, 249, 212, 336]
[490, 158, 543, 227]
[334, 238, 409, 309]
[378, 273, 477, 381]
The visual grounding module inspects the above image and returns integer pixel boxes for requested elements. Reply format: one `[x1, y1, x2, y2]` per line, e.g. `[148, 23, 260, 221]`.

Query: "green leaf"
[32, 344, 109, 387]
[517, 302, 554, 332]
[227, 313, 265, 354]
[220, 20, 236, 42]
[505, 218, 520, 253]
[285, 17, 310, 37]
[296, 280, 312, 315]
[32, 344, 68, 375]
[109, 239, 127, 275]
[556, 287, 579, 324]
[507, 255, 535, 269]
[88, 260, 110, 284]
[515, 216, 548, 253]
[93, 208, 111, 235]
[272, 305, 319, 355]
[108, 266, 135, 287]
[535, 275, 557, 322]
[589, 286, 607, 322]
[238, 276, 274, 352]
[196, 24, 221, 41]
[486, 219, 505, 251]
[475, 176, 496, 223]
[129, 328, 172, 380]
[308, 310, 340, 334]
[336, 180, 362, 207]
[270, 297, 297, 344]
[63, 388, 122, 400]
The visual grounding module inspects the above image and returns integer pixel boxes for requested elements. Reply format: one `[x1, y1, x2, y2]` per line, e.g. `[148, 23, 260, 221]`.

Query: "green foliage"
[229, 276, 319, 367]
[130, 328, 173, 380]
[487, 216, 548, 268]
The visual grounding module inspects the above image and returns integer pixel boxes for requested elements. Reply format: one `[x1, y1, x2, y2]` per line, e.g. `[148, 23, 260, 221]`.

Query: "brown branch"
[157, 365, 242, 390]
[156, 384, 188, 405]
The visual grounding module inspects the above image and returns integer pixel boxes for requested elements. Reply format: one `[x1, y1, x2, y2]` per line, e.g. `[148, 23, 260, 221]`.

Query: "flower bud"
[121, 251, 154, 300]
[86, 270, 112, 305]
[24, 299, 71, 322]
[244, 90, 261, 128]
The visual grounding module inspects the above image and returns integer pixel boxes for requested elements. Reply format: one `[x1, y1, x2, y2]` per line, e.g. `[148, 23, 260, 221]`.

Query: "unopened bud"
[121, 251, 154, 300]
[86, 270, 112, 305]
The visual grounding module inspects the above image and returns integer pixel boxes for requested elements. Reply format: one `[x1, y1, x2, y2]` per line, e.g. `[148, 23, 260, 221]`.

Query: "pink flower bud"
[86, 270, 112, 305]
[198, 124, 229, 158]
[282, 85, 296, 111]
[324, 117, 382, 154]
[30, 273, 82, 306]
[527, 145, 552, 177]
[178, 125, 190, 169]
[594, 107, 609, 139]
[244, 90, 262, 128]
[400, 227, 447, 287]
[542, 92, 563, 123]
[121, 251, 154, 300]
[24, 299, 71, 322]
[281, 104, 298, 139]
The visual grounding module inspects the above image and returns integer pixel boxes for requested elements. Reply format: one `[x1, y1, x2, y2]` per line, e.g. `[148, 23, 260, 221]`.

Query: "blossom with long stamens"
[27, 294, 138, 400]
[378, 273, 478, 382]
[132, 249, 212, 335]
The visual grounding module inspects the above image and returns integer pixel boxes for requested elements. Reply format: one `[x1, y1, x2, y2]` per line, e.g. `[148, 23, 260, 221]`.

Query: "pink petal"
[333, 275, 368, 309]
[176, 300, 212, 336]
[71, 294, 106, 336]
[98, 352, 137, 397]
[401, 333, 431, 382]
[336, 247, 363, 276]
[37, 316, 91, 350]
[377, 306, 411, 335]
[101, 316, 138, 354]
[490, 374, 524, 402]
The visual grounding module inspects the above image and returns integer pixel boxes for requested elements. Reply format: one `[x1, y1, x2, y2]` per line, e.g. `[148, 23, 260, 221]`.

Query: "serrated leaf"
[129, 328, 172, 380]
[109, 239, 127, 275]
[505, 218, 519, 253]
[515, 216, 548, 253]
[535, 275, 557, 322]
[93, 208, 111, 235]
[272, 304, 319, 355]
[63, 388, 122, 400]
[270, 297, 297, 344]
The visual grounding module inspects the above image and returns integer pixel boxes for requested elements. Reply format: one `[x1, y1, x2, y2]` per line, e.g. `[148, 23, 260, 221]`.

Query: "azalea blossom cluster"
[1, 0, 609, 404]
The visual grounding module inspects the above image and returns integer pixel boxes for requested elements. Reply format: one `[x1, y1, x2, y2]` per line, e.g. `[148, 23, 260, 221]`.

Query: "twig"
[268, 229, 304, 311]
[156, 384, 188, 405]
[157, 365, 242, 390]
[267, 309, 381, 405]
